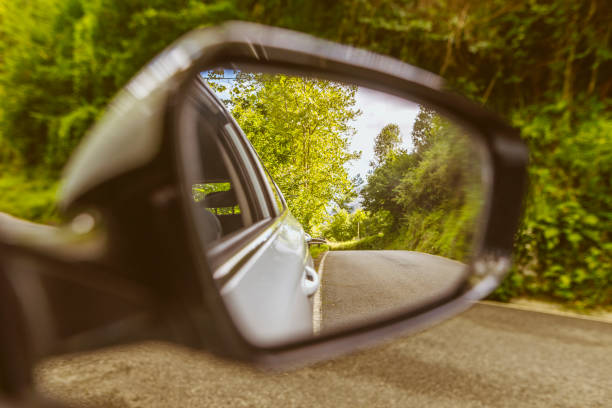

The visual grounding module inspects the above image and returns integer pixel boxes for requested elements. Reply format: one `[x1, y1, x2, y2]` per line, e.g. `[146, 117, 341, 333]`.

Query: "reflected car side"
[182, 77, 319, 346]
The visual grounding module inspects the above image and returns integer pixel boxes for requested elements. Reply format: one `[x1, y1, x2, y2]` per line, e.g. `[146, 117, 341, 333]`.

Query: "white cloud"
[347, 87, 420, 179]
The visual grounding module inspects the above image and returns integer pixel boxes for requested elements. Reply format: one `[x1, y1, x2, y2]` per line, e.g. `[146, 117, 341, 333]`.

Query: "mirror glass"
[179, 68, 488, 347]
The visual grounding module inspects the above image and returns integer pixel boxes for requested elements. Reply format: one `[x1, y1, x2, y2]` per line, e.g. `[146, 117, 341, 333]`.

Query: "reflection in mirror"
[180, 68, 487, 346]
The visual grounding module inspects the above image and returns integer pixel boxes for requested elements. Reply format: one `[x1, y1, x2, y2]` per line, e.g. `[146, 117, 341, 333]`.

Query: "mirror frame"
[0, 22, 528, 376]
[164, 22, 528, 367]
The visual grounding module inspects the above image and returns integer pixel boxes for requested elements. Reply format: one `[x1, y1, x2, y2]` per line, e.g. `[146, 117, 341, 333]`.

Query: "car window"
[192, 182, 241, 215]
[199, 73, 283, 218]
[236, 136, 285, 216]
[185, 84, 276, 247]
[234, 132, 285, 216]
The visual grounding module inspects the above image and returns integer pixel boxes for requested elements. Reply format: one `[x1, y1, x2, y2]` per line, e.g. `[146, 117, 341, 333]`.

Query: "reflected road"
[320, 250, 466, 331]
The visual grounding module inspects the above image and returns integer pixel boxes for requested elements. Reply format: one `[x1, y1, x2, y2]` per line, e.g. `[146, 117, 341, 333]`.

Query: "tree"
[321, 208, 373, 242]
[410, 106, 437, 157]
[217, 72, 361, 230]
[361, 150, 416, 225]
[360, 109, 484, 259]
[372, 123, 402, 165]
[1, 0, 610, 306]
[395, 123, 481, 214]
[0, 0, 239, 174]
[322, 209, 352, 241]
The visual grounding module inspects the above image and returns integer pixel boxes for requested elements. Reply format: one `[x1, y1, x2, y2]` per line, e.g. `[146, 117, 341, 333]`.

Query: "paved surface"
[35, 303, 612, 407]
[320, 250, 465, 331]
[3, 216, 609, 407]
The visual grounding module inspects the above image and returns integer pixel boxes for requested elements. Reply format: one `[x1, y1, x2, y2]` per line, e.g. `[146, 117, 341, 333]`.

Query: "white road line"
[312, 251, 328, 335]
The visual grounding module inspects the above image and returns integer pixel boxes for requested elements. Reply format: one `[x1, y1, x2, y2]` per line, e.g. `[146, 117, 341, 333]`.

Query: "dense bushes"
[491, 106, 612, 307]
[0, 175, 59, 223]
[0, 0, 610, 306]
[355, 112, 483, 262]
[318, 209, 393, 243]
[0, 0, 239, 174]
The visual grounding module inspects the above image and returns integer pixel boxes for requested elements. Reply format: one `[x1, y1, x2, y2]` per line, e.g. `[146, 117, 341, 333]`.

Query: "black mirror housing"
[1, 22, 528, 372]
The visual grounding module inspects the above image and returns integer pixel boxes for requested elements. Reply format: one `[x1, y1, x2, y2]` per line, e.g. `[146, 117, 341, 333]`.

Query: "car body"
[179, 77, 320, 346]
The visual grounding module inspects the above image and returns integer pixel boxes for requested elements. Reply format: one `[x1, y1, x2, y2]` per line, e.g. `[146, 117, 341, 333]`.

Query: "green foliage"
[387, 200, 481, 261]
[192, 182, 240, 215]
[491, 107, 612, 308]
[410, 107, 438, 157]
[192, 183, 231, 202]
[0, 0, 240, 174]
[360, 112, 483, 262]
[309, 243, 329, 260]
[319, 208, 388, 242]
[320, 209, 353, 242]
[328, 232, 386, 251]
[220, 72, 360, 231]
[361, 152, 415, 222]
[0, 0, 610, 306]
[373, 123, 402, 165]
[245, 0, 610, 114]
[0, 173, 59, 223]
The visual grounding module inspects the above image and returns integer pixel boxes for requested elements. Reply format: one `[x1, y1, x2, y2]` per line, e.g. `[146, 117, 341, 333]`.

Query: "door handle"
[302, 265, 320, 297]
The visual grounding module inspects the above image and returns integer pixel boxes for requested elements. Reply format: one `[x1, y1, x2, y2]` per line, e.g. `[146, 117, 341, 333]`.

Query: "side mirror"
[0, 22, 527, 372]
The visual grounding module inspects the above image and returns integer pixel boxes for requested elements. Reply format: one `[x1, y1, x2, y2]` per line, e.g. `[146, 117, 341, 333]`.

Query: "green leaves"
[373, 123, 402, 165]
[0, 174, 59, 223]
[0, 0, 240, 173]
[1, 0, 610, 307]
[360, 109, 484, 262]
[216, 72, 360, 231]
[492, 108, 612, 308]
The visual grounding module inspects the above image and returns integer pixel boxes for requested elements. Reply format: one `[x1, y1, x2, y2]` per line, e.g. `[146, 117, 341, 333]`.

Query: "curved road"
[320, 250, 466, 331]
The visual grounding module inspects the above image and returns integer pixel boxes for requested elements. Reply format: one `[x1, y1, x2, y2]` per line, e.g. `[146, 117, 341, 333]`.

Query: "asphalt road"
[320, 250, 466, 331]
[1, 214, 608, 408]
[0, 214, 612, 408]
[36, 303, 612, 407]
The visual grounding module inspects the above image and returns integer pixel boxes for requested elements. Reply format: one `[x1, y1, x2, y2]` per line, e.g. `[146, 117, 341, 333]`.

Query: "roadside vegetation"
[208, 71, 360, 230]
[0, 0, 609, 308]
[317, 109, 482, 265]
[308, 244, 329, 261]
[0, 174, 60, 224]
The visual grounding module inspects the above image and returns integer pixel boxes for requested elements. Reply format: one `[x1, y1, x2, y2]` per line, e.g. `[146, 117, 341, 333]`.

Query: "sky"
[348, 87, 419, 181]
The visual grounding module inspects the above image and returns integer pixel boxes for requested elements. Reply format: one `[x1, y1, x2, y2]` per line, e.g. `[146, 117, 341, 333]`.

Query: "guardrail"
[307, 237, 327, 247]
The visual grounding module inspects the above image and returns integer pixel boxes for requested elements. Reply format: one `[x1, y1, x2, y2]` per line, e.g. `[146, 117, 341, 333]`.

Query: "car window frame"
[187, 78, 291, 270]
[195, 79, 278, 222]
[219, 122, 272, 220]
[265, 168, 287, 214]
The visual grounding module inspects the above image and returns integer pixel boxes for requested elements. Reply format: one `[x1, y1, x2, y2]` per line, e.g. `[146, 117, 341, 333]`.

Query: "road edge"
[478, 300, 612, 324]
[312, 251, 328, 335]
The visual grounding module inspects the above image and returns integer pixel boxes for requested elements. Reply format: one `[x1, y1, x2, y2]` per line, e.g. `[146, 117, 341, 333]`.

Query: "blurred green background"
[0, 0, 610, 308]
